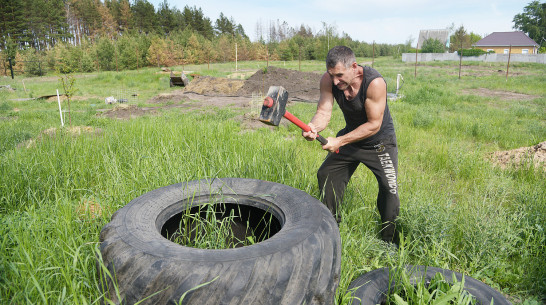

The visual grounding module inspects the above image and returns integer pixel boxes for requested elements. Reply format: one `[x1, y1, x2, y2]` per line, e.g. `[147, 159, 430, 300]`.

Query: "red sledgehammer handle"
[283, 111, 328, 145]
[263, 96, 337, 152]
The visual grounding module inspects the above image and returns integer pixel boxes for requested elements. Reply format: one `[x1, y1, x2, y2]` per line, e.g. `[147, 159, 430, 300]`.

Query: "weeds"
[386, 271, 477, 305]
[0, 58, 544, 304]
[164, 193, 277, 250]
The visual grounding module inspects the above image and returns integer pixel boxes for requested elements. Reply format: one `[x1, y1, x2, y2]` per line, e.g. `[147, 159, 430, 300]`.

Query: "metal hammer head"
[259, 86, 288, 126]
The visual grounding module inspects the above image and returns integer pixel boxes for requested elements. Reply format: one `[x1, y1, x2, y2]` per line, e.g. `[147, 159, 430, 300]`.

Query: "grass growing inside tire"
[161, 200, 280, 249]
[385, 271, 478, 305]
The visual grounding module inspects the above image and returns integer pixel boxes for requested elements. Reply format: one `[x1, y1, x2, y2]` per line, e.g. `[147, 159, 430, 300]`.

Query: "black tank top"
[332, 65, 395, 146]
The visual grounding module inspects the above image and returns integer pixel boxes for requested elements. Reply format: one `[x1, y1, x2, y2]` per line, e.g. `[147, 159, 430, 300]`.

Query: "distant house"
[417, 29, 450, 49]
[473, 31, 539, 54]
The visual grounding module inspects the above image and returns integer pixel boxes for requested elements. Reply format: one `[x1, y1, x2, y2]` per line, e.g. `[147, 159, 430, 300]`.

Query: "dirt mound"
[100, 104, 157, 120]
[139, 67, 323, 129]
[178, 66, 322, 102]
[184, 75, 245, 95]
[148, 91, 188, 104]
[143, 67, 322, 119]
[488, 141, 546, 170]
[236, 66, 322, 102]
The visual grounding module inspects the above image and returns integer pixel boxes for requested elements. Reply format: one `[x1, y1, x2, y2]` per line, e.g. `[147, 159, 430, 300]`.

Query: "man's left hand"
[322, 137, 342, 153]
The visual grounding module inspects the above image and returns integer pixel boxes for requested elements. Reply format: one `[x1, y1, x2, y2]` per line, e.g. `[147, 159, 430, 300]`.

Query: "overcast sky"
[147, 0, 531, 45]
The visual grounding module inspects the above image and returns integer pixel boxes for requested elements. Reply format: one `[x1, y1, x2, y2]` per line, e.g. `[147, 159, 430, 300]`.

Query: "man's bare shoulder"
[366, 77, 387, 102]
[320, 72, 332, 89]
[368, 77, 386, 91]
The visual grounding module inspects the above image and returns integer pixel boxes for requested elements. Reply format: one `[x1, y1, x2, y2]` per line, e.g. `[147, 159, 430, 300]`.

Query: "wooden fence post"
[299, 45, 301, 71]
[414, 44, 418, 78]
[8, 57, 14, 79]
[506, 45, 512, 81]
[372, 41, 375, 68]
[458, 41, 463, 79]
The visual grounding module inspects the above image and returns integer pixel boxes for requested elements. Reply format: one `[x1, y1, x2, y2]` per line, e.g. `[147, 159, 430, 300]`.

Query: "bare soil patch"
[420, 65, 530, 77]
[134, 66, 323, 126]
[184, 75, 246, 95]
[99, 104, 158, 120]
[18, 126, 103, 149]
[46, 95, 93, 103]
[235, 66, 322, 102]
[460, 88, 540, 101]
[488, 141, 546, 170]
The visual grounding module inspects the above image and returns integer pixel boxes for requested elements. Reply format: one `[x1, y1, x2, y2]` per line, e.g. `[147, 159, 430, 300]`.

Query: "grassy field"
[0, 57, 545, 304]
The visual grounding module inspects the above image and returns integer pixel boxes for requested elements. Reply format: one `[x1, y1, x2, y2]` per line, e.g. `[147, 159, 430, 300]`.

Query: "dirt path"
[460, 88, 540, 101]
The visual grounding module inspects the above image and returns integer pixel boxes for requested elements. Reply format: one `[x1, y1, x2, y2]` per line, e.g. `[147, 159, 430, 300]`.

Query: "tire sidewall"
[108, 178, 329, 261]
[347, 265, 511, 305]
[99, 178, 342, 304]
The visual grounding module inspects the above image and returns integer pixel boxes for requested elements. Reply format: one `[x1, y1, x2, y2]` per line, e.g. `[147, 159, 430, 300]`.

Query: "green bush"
[22, 50, 45, 76]
[96, 37, 115, 71]
[80, 51, 96, 73]
[117, 36, 139, 70]
[56, 43, 82, 73]
[458, 48, 492, 57]
[421, 38, 446, 53]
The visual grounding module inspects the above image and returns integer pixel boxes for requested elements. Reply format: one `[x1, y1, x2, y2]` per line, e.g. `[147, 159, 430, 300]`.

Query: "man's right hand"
[302, 123, 318, 141]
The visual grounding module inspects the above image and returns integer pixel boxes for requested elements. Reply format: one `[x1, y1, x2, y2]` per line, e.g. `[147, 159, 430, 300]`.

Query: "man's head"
[326, 46, 359, 90]
[326, 46, 356, 69]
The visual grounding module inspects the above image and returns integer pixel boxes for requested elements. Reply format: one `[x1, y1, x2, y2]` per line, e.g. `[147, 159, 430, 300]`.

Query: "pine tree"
[96, 36, 115, 70]
[68, 0, 102, 38]
[0, 0, 26, 49]
[215, 13, 235, 36]
[132, 0, 157, 33]
[46, 0, 72, 47]
[182, 6, 213, 40]
[118, 0, 132, 32]
[157, 0, 175, 34]
[147, 36, 168, 67]
[97, 0, 117, 38]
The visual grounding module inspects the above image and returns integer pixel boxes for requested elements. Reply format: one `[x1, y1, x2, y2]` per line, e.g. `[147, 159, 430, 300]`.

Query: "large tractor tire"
[99, 178, 341, 304]
[347, 265, 511, 305]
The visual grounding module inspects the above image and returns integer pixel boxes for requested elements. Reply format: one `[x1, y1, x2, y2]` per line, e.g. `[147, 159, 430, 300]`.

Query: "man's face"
[327, 62, 356, 90]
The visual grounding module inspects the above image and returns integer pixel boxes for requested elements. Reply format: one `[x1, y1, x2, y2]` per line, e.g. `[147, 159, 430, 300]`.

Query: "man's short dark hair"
[326, 46, 356, 69]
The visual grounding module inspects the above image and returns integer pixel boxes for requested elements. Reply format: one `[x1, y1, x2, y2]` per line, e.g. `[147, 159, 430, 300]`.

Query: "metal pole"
[372, 41, 375, 68]
[458, 40, 463, 80]
[299, 45, 301, 71]
[414, 44, 418, 78]
[115, 47, 118, 72]
[9, 57, 14, 79]
[57, 89, 64, 127]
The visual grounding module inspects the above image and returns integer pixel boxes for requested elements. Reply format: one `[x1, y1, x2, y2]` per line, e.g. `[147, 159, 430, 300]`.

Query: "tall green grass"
[1, 58, 545, 304]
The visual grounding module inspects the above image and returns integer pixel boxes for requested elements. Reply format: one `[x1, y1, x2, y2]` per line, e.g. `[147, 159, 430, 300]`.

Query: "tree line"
[0, 0, 417, 76]
[1, 0, 542, 76]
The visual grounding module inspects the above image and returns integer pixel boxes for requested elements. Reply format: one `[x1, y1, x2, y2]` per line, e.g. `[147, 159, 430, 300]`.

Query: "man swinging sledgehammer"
[302, 46, 400, 246]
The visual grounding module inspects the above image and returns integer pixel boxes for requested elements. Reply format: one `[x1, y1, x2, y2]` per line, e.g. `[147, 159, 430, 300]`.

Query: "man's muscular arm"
[302, 73, 334, 141]
[324, 78, 387, 151]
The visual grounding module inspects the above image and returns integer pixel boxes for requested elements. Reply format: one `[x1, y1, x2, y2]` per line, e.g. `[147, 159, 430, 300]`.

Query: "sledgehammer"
[259, 86, 329, 146]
